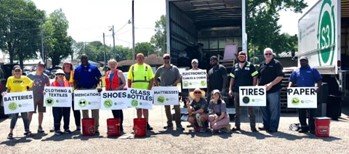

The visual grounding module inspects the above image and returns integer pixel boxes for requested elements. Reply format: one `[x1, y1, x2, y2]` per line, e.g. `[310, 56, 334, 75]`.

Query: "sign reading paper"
[181, 70, 207, 89]
[153, 87, 179, 105]
[101, 91, 129, 110]
[239, 86, 266, 106]
[127, 88, 153, 109]
[74, 90, 101, 110]
[44, 87, 73, 107]
[287, 87, 317, 108]
[3, 91, 34, 114]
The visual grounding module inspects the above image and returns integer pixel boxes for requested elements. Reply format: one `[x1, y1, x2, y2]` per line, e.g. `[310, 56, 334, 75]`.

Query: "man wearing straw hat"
[154, 53, 184, 131]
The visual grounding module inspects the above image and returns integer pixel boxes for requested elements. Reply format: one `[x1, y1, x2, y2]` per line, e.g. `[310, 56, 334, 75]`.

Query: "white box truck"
[298, 0, 349, 104]
[166, 0, 247, 69]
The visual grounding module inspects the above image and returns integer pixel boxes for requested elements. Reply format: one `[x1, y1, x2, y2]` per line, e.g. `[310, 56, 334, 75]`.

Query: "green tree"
[0, 0, 45, 67]
[43, 9, 72, 68]
[247, 0, 307, 56]
[150, 15, 166, 54]
[135, 42, 155, 56]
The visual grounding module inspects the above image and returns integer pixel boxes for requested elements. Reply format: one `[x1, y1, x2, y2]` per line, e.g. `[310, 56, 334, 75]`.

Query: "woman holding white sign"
[5, 65, 33, 139]
[208, 90, 230, 134]
[104, 59, 126, 133]
[51, 69, 72, 135]
[186, 88, 208, 133]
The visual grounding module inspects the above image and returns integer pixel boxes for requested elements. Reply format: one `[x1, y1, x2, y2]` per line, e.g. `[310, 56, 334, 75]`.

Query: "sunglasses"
[163, 57, 170, 59]
[14, 70, 21, 72]
[264, 53, 272, 56]
[194, 91, 201, 94]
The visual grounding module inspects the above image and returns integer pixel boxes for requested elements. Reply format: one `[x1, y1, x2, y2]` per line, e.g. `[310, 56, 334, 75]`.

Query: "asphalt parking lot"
[0, 106, 348, 154]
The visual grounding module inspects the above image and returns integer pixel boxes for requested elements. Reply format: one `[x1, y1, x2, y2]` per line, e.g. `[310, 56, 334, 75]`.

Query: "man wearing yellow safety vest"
[127, 53, 155, 130]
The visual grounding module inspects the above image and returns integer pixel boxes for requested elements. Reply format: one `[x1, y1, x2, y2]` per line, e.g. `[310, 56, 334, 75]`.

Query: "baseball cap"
[163, 53, 170, 58]
[55, 69, 65, 76]
[210, 56, 218, 61]
[37, 61, 45, 67]
[299, 56, 308, 61]
[13, 65, 21, 70]
[191, 59, 198, 63]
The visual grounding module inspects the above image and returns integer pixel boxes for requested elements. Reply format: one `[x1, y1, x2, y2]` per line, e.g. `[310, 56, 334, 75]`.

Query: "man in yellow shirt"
[5, 65, 33, 139]
[128, 53, 154, 130]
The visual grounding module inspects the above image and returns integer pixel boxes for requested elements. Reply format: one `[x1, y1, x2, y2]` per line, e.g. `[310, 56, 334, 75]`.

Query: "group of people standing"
[4, 47, 322, 139]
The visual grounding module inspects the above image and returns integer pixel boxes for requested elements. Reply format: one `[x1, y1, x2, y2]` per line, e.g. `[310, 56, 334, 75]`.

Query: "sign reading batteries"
[3, 91, 34, 114]
[153, 87, 179, 105]
[101, 91, 129, 110]
[44, 87, 73, 107]
[74, 90, 101, 110]
[287, 87, 317, 108]
[127, 88, 153, 109]
[181, 70, 207, 89]
[239, 86, 266, 106]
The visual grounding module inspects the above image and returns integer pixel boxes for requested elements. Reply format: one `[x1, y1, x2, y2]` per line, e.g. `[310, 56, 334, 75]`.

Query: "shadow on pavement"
[238, 130, 271, 140]
[0, 136, 32, 146]
[31, 133, 48, 140]
[156, 129, 183, 137]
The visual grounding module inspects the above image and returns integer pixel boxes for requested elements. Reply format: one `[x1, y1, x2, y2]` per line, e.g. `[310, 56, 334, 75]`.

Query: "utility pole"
[132, 0, 135, 61]
[40, 30, 45, 64]
[103, 33, 107, 68]
[110, 25, 116, 51]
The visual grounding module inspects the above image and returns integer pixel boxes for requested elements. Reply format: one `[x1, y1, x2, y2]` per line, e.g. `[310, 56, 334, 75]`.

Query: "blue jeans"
[260, 90, 281, 132]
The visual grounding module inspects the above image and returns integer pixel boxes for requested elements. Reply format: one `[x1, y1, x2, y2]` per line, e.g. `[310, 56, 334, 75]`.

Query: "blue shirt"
[289, 66, 322, 87]
[74, 63, 102, 89]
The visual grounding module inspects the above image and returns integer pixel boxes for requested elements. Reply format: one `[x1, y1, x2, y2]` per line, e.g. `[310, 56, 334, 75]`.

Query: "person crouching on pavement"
[186, 88, 208, 133]
[51, 69, 72, 135]
[208, 90, 230, 134]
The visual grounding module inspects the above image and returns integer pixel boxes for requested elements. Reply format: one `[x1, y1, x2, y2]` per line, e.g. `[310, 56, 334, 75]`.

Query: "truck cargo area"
[167, 0, 243, 69]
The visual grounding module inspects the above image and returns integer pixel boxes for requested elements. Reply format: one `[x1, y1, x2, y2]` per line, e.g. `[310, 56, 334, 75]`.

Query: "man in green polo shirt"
[128, 53, 155, 130]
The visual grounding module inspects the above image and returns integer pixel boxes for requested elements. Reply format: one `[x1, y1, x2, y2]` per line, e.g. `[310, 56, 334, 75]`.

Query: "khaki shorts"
[31, 99, 46, 113]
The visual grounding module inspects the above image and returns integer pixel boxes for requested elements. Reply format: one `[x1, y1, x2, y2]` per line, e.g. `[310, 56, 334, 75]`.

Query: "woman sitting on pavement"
[186, 88, 208, 132]
[51, 69, 72, 135]
[208, 89, 230, 134]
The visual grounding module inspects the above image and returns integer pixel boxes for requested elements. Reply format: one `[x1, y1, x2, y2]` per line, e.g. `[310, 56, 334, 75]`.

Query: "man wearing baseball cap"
[288, 56, 322, 134]
[27, 61, 50, 133]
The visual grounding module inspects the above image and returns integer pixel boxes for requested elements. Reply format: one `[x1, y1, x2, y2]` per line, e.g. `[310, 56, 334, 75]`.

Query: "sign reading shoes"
[239, 86, 266, 106]
[100, 91, 129, 110]
[287, 87, 317, 108]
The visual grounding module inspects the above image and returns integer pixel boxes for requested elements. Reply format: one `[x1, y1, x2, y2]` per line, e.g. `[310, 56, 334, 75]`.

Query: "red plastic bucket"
[82, 118, 95, 136]
[133, 118, 147, 138]
[315, 117, 331, 137]
[107, 118, 121, 137]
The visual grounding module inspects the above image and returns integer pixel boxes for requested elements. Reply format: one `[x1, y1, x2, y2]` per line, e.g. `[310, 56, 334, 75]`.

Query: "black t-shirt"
[230, 62, 258, 92]
[208, 64, 227, 92]
[258, 59, 284, 93]
[190, 98, 208, 113]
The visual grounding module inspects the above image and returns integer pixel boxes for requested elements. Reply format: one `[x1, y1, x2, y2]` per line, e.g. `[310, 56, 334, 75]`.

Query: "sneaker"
[147, 124, 153, 131]
[163, 125, 173, 129]
[251, 127, 258, 132]
[55, 131, 63, 136]
[258, 126, 268, 131]
[24, 131, 32, 136]
[7, 133, 13, 139]
[49, 127, 55, 132]
[199, 127, 207, 133]
[75, 126, 81, 132]
[38, 126, 45, 133]
[176, 126, 185, 131]
[64, 130, 72, 134]
[231, 127, 241, 132]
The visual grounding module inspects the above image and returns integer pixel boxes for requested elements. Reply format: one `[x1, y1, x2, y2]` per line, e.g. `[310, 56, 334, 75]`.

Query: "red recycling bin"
[107, 118, 121, 137]
[314, 117, 331, 137]
[133, 118, 147, 138]
[82, 118, 95, 136]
